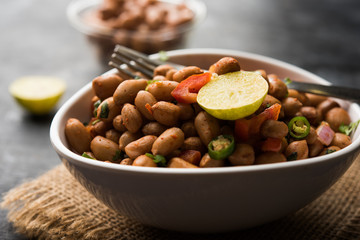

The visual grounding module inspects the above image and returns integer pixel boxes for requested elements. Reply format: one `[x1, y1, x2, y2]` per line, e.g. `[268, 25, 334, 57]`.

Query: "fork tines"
[109, 45, 162, 79]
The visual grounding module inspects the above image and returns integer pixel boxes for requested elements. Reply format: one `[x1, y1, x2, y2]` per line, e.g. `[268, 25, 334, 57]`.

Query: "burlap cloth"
[1, 159, 360, 240]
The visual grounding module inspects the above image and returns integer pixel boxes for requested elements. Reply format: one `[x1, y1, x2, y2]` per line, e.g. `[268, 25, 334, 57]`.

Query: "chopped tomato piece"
[235, 103, 282, 141]
[261, 103, 282, 120]
[171, 72, 212, 104]
[145, 103, 153, 115]
[250, 103, 281, 134]
[178, 150, 202, 166]
[234, 119, 250, 141]
[261, 137, 282, 152]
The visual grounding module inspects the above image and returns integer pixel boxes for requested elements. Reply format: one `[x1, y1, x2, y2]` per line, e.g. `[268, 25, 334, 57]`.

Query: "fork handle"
[287, 81, 360, 102]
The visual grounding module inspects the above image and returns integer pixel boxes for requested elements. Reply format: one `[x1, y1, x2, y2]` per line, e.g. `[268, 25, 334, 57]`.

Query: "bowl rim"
[66, 0, 207, 38]
[50, 48, 360, 175]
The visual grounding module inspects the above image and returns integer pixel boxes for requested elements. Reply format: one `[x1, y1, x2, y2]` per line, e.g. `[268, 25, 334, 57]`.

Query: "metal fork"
[109, 45, 360, 102]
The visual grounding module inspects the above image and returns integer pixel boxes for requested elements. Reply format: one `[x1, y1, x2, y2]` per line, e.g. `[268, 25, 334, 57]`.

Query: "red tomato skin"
[235, 103, 281, 141]
[261, 137, 282, 152]
[235, 119, 250, 141]
[171, 72, 212, 104]
[178, 150, 202, 165]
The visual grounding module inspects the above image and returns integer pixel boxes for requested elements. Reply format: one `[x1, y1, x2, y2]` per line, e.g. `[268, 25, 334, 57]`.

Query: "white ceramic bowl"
[50, 49, 360, 233]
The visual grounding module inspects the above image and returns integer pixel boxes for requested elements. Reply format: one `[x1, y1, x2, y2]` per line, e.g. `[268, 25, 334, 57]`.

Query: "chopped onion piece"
[316, 122, 335, 146]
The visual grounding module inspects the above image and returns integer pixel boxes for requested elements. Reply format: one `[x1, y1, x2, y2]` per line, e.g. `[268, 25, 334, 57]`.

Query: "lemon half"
[197, 71, 268, 120]
[9, 76, 66, 115]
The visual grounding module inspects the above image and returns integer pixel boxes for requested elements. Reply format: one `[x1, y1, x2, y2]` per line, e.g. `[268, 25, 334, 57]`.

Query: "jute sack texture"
[1, 159, 360, 240]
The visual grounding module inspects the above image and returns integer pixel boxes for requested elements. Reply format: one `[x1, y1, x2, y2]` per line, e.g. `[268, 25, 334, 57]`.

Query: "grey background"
[1, 0, 359, 239]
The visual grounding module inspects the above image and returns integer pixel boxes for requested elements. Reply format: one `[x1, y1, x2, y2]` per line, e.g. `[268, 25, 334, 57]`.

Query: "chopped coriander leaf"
[158, 50, 168, 62]
[339, 124, 348, 135]
[287, 152, 297, 161]
[145, 153, 167, 167]
[91, 119, 101, 125]
[99, 101, 109, 118]
[284, 77, 292, 85]
[94, 99, 101, 108]
[93, 99, 101, 117]
[339, 119, 360, 136]
[284, 90, 289, 98]
[153, 155, 167, 167]
[145, 80, 159, 91]
[112, 150, 123, 162]
[325, 149, 337, 154]
[145, 153, 154, 158]
[147, 80, 159, 85]
[82, 152, 95, 159]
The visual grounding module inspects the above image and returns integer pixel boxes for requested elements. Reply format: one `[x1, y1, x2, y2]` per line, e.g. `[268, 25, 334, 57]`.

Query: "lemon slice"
[197, 71, 268, 120]
[9, 76, 66, 115]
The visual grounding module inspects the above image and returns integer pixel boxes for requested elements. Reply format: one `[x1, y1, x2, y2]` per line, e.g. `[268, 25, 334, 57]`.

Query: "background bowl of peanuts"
[67, 0, 206, 65]
[50, 48, 360, 233]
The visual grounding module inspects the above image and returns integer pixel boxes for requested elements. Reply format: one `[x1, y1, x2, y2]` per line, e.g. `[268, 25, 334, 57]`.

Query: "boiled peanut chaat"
[65, 57, 358, 168]
[87, 0, 195, 55]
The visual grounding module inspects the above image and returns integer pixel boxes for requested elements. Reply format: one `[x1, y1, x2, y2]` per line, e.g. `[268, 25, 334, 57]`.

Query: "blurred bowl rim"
[66, 0, 207, 39]
[50, 48, 360, 175]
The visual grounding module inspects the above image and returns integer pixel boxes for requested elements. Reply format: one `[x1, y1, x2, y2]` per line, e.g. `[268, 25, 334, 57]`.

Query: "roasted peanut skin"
[65, 57, 354, 168]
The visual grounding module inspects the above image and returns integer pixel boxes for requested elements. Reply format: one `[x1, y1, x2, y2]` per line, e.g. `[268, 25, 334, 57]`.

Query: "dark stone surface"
[0, 0, 359, 239]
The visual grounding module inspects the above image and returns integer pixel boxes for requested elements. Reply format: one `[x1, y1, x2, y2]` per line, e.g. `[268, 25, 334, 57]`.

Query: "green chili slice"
[208, 135, 235, 160]
[288, 116, 310, 139]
